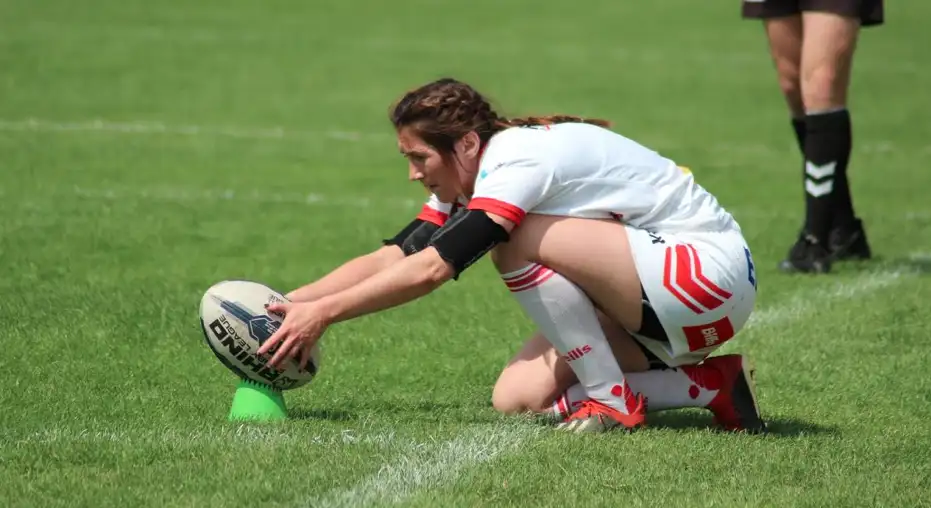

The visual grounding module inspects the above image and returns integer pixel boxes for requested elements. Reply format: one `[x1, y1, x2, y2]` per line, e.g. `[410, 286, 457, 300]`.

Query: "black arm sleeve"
[382, 219, 442, 256]
[428, 209, 510, 277]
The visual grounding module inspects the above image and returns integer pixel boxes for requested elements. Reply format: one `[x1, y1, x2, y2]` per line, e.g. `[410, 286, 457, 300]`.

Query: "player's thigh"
[628, 227, 759, 367]
[492, 214, 644, 333]
[799, 10, 861, 109]
[492, 311, 650, 414]
[763, 15, 805, 116]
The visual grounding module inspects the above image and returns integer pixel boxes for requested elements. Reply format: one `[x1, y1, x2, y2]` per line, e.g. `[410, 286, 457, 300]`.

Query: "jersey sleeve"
[466, 154, 553, 226]
[416, 194, 455, 226]
[384, 193, 457, 251]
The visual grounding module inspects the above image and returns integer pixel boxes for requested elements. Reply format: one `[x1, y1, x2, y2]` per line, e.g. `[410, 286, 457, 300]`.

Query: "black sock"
[791, 117, 806, 154]
[803, 109, 851, 243]
[831, 112, 856, 230]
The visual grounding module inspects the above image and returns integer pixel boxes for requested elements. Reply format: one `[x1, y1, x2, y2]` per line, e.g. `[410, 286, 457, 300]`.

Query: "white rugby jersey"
[415, 123, 737, 233]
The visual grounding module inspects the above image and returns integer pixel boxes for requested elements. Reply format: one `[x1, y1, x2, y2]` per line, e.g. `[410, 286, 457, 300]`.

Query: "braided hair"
[389, 78, 611, 154]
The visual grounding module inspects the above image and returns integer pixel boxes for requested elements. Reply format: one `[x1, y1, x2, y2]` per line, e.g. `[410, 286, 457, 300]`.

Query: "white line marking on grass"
[1, 118, 926, 157]
[9, 183, 931, 223]
[67, 185, 422, 210]
[745, 270, 910, 330]
[0, 118, 391, 143]
[10, 426, 411, 449]
[311, 424, 538, 508]
[7, 22, 920, 75]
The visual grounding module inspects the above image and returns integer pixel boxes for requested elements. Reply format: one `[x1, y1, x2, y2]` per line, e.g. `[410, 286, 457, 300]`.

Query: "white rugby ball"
[199, 280, 320, 390]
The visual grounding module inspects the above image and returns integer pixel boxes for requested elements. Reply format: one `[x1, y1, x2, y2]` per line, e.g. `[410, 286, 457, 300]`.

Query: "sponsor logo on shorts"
[662, 244, 733, 314]
[562, 345, 592, 362]
[682, 317, 735, 352]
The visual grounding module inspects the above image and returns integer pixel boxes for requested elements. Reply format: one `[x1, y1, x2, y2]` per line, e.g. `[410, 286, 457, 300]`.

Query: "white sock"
[554, 364, 722, 416]
[503, 264, 635, 414]
[625, 363, 724, 410]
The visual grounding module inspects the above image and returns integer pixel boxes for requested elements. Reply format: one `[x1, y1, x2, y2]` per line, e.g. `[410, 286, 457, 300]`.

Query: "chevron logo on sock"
[805, 161, 836, 197]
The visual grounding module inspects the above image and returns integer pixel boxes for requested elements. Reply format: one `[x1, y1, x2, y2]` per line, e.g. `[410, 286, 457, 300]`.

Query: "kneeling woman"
[258, 78, 765, 433]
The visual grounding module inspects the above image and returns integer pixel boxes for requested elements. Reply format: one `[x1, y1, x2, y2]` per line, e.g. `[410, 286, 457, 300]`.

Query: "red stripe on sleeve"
[467, 198, 526, 225]
[416, 205, 449, 226]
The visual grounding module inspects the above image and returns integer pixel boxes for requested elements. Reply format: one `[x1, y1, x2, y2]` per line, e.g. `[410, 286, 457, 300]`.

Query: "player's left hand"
[258, 301, 329, 371]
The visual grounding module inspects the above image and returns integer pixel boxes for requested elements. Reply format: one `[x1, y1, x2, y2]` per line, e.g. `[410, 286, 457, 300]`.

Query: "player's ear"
[456, 131, 481, 160]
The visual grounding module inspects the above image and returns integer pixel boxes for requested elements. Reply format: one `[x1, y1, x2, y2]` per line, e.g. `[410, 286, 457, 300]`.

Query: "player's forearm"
[318, 247, 454, 323]
[285, 245, 405, 303]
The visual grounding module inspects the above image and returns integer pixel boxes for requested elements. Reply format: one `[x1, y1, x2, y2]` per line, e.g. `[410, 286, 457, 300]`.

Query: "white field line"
[311, 424, 538, 508]
[1, 23, 924, 76]
[66, 185, 423, 210]
[1, 117, 929, 156]
[743, 270, 909, 331]
[0, 118, 392, 143]
[7, 426, 411, 449]
[5, 184, 929, 223]
[309, 266, 918, 507]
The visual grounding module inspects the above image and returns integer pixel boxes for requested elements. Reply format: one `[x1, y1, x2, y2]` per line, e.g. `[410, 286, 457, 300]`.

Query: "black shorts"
[636, 286, 674, 370]
[742, 0, 884, 27]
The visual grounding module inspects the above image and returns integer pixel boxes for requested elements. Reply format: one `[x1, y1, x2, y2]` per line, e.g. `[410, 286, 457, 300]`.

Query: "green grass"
[2, 0, 931, 506]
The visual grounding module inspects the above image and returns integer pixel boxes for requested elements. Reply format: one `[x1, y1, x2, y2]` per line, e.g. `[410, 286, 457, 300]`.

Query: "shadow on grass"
[287, 399, 499, 424]
[646, 410, 837, 436]
[881, 254, 931, 275]
[840, 254, 931, 276]
[288, 408, 356, 422]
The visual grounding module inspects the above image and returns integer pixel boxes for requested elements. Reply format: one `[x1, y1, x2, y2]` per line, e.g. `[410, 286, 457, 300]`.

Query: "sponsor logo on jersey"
[682, 317, 735, 352]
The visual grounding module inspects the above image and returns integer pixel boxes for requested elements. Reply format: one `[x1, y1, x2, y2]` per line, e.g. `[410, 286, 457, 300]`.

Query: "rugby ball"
[199, 280, 320, 390]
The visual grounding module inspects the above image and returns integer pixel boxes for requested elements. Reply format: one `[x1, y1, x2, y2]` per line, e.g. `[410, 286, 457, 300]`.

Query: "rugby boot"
[829, 218, 872, 261]
[556, 392, 647, 433]
[779, 232, 832, 274]
[687, 354, 766, 434]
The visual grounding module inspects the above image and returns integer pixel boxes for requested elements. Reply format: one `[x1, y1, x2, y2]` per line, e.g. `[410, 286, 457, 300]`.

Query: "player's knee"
[801, 64, 847, 111]
[777, 73, 802, 103]
[491, 382, 527, 414]
[491, 373, 551, 414]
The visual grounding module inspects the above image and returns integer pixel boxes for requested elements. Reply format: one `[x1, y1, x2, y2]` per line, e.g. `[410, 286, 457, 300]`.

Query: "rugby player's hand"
[258, 301, 328, 371]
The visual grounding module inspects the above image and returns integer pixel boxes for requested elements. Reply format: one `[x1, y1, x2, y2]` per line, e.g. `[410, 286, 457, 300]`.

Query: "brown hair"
[389, 78, 611, 154]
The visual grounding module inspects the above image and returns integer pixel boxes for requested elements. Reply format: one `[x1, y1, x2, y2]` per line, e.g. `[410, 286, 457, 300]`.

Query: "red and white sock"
[549, 383, 587, 421]
[551, 363, 724, 414]
[626, 365, 723, 410]
[503, 264, 637, 415]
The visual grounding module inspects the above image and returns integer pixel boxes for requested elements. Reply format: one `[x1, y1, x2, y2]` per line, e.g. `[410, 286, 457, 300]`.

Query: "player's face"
[398, 127, 476, 203]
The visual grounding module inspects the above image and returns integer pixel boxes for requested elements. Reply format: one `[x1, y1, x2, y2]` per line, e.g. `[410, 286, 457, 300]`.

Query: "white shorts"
[626, 226, 758, 367]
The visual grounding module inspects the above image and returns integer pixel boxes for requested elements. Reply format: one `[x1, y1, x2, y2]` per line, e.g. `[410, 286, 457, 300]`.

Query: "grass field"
[2, 1, 931, 506]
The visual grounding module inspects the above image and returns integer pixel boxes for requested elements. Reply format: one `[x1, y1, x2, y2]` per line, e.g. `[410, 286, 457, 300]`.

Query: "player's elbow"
[419, 248, 455, 287]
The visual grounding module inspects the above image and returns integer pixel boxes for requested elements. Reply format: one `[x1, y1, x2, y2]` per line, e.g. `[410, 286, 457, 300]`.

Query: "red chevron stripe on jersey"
[503, 264, 555, 292]
[687, 244, 732, 300]
[663, 244, 731, 313]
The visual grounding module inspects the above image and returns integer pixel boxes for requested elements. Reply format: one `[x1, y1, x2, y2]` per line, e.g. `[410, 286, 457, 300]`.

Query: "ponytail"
[495, 115, 611, 130]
